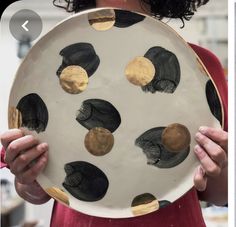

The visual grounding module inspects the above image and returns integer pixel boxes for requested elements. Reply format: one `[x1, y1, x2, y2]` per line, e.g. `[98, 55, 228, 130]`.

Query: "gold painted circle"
[84, 127, 114, 156]
[59, 65, 89, 94]
[88, 9, 115, 31]
[131, 193, 159, 216]
[161, 123, 191, 153]
[125, 56, 155, 86]
[45, 187, 70, 206]
[8, 107, 22, 129]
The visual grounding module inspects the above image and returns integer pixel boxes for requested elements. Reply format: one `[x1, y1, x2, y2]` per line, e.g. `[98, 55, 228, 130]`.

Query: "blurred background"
[0, 0, 228, 226]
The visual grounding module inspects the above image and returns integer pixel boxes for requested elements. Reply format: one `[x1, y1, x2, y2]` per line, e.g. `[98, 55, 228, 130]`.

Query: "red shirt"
[1, 44, 228, 227]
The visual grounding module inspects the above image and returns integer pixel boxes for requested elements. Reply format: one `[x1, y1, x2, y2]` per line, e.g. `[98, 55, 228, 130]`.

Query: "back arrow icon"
[22, 20, 29, 32]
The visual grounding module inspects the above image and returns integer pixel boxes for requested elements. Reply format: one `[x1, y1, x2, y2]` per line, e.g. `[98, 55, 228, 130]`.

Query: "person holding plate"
[1, 0, 227, 226]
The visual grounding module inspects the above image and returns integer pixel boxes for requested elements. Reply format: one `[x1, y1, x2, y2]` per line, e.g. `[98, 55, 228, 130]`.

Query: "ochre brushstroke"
[88, 9, 115, 31]
[8, 107, 22, 129]
[161, 123, 191, 153]
[142, 46, 180, 93]
[135, 127, 190, 168]
[60, 65, 88, 94]
[131, 193, 159, 216]
[84, 127, 114, 156]
[45, 187, 70, 206]
[57, 43, 100, 78]
[125, 56, 155, 86]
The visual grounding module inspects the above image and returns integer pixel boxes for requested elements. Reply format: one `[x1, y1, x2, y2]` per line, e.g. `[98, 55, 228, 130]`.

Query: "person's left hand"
[193, 126, 228, 191]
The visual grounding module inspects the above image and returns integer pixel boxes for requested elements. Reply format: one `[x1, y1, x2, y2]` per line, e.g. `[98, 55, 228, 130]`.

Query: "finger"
[5, 135, 39, 164]
[11, 143, 48, 174]
[195, 132, 227, 167]
[1, 129, 24, 149]
[194, 166, 207, 191]
[199, 126, 228, 152]
[194, 144, 221, 177]
[16, 151, 48, 184]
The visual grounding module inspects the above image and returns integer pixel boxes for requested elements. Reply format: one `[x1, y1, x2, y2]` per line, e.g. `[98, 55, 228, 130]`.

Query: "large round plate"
[8, 8, 223, 218]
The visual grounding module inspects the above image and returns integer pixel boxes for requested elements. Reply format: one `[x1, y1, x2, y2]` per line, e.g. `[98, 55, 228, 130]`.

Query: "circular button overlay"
[9, 9, 42, 42]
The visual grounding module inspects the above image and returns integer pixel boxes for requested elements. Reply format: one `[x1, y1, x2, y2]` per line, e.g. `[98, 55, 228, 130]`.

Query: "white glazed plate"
[8, 8, 223, 218]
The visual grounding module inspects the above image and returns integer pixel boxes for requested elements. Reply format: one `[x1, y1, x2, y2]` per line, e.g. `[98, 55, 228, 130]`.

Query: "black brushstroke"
[142, 47, 180, 93]
[132, 193, 156, 207]
[76, 99, 121, 133]
[57, 43, 100, 77]
[16, 93, 48, 133]
[159, 200, 171, 209]
[63, 161, 109, 202]
[135, 127, 189, 168]
[114, 9, 145, 28]
[205, 80, 222, 125]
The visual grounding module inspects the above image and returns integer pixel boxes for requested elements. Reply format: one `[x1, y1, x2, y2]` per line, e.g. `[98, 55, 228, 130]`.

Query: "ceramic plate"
[8, 8, 223, 218]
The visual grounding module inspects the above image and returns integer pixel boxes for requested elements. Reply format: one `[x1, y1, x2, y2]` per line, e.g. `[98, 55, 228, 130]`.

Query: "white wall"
[167, 0, 228, 68]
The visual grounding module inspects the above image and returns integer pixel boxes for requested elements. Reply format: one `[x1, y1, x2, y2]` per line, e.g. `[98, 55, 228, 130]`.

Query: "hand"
[1, 129, 50, 204]
[193, 126, 228, 204]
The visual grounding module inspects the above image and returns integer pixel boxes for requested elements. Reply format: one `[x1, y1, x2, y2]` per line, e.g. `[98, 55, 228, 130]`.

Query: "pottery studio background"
[0, 0, 228, 226]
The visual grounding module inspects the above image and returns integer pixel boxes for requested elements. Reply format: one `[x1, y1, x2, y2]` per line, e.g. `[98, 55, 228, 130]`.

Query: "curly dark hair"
[53, 0, 209, 26]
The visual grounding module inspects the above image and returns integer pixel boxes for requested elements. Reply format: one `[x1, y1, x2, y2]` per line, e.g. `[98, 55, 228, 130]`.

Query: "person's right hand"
[1, 129, 50, 204]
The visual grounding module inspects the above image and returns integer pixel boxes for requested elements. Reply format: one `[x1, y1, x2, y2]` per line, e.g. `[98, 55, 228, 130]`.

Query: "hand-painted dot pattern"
[8, 8, 223, 218]
[135, 127, 190, 168]
[131, 193, 159, 216]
